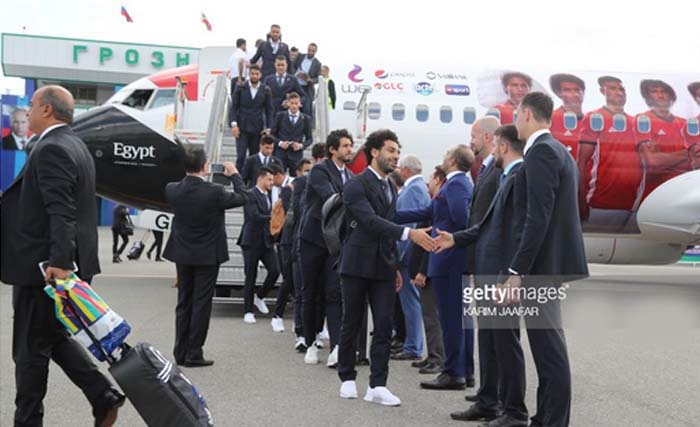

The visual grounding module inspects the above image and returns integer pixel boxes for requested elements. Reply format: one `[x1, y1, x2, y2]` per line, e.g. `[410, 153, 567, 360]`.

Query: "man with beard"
[577, 76, 642, 230]
[250, 24, 290, 78]
[549, 73, 586, 159]
[337, 129, 436, 406]
[635, 79, 694, 201]
[293, 43, 322, 116]
[493, 72, 531, 124]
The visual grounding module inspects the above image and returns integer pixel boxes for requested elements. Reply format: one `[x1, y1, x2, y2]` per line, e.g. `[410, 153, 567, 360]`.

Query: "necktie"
[381, 179, 392, 203]
[278, 76, 283, 87]
[291, 115, 297, 125]
[341, 169, 347, 184]
[20, 139, 26, 150]
[500, 173, 506, 186]
[479, 162, 486, 176]
[264, 156, 269, 165]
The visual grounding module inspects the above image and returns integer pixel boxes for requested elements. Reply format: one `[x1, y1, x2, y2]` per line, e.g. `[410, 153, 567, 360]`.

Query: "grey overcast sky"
[1, 0, 699, 94]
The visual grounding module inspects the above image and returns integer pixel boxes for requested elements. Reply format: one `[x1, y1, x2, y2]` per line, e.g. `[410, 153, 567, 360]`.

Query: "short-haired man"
[299, 130, 354, 366]
[231, 63, 273, 170]
[2, 107, 29, 150]
[228, 38, 249, 87]
[264, 55, 304, 116]
[436, 125, 528, 425]
[237, 166, 280, 324]
[504, 92, 588, 427]
[337, 129, 436, 406]
[394, 145, 476, 391]
[294, 42, 322, 116]
[241, 134, 283, 187]
[493, 72, 532, 124]
[577, 76, 641, 228]
[635, 79, 694, 202]
[1, 85, 125, 426]
[163, 146, 248, 368]
[249, 24, 290, 78]
[271, 92, 313, 176]
[320, 65, 337, 110]
[549, 73, 586, 159]
[684, 82, 700, 167]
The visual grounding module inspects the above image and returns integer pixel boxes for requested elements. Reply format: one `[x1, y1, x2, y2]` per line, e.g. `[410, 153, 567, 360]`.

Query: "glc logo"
[114, 142, 156, 161]
[348, 65, 364, 83]
[445, 84, 470, 96]
[415, 82, 434, 96]
[374, 82, 404, 91]
[375, 69, 388, 79]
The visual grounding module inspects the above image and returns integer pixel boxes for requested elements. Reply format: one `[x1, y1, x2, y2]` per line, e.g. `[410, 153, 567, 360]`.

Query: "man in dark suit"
[293, 43, 322, 116]
[263, 55, 304, 116]
[163, 147, 248, 367]
[298, 130, 354, 366]
[2, 107, 30, 150]
[336, 129, 436, 406]
[241, 134, 283, 187]
[237, 167, 280, 324]
[271, 92, 313, 176]
[435, 125, 528, 426]
[249, 24, 290, 78]
[231, 63, 273, 171]
[394, 145, 476, 391]
[0, 85, 124, 427]
[501, 92, 589, 427]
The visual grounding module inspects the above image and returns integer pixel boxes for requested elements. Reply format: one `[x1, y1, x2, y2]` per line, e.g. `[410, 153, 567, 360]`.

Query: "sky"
[1, 0, 699, 94]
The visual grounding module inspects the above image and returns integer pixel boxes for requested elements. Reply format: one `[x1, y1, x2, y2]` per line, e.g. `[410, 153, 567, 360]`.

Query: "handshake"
[407, 227, 456, 254]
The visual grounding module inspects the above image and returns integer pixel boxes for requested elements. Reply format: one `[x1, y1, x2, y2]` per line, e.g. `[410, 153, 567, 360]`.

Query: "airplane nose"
[637, 170, 700, 245]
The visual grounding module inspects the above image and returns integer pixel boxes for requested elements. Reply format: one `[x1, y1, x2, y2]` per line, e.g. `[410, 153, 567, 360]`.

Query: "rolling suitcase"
[56, 280, 214, 426]
[126, 241, 145, 260]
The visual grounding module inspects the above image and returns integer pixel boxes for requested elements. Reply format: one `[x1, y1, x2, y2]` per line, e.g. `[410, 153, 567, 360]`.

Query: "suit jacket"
[279, 184, 296, 246]
[299, 159, 352, 248]
[2, 133, 24, 150]
[396, 176, 431, 264]
[509, 133, 589, 281]
[241, 153, 283, 187]
[270, 111, 313, 161]
[408, 221, 431, 279]
[237, 187, 274, 249]
[466, 159, 502, 271]
[111, 205, 131, 233]
[250, 41, 290, 77]
[293, 54, 322, 98]
[231, 82, 273, 134]
[395, 172, 472, 277]
[263, 73, 304, 115]
[339, 169, 404, 281]
[453, 163, 523, 278]
[289, 174, 308, 255]
[163, 174, 248, 265]
[1, 126, 100, 286]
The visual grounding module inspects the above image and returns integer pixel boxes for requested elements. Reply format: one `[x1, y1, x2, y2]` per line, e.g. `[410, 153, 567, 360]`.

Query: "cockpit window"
[148, 89, 176, 109]
[122, 89, 153, 110]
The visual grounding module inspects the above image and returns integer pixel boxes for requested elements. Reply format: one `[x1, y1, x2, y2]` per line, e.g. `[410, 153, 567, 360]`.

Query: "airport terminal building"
[0, 33, 200, 224]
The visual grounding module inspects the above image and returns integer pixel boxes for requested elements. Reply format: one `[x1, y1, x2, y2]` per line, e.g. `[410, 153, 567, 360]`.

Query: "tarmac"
[1, 227, 699, 426]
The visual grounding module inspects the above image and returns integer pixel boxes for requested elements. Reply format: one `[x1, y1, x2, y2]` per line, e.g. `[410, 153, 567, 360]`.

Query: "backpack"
[269, 199, 286, 237]
[321, 174, 370, 256]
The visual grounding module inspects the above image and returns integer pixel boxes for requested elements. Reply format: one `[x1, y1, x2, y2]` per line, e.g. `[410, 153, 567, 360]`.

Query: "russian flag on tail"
[121, 5, 133, 23]
[201, 12, 212, 31]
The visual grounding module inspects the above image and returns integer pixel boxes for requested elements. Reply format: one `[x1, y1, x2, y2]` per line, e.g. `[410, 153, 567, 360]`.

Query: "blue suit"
[395, 176, 430, 357]
[395, 172, 474, 379]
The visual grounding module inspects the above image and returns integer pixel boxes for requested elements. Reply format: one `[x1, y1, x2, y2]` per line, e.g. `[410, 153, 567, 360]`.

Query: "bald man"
[0, 85, 125, 427]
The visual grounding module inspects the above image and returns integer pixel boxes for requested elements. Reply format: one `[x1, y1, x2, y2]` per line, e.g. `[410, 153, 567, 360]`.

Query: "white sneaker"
[313, 335, 325, 349]
[318, 326, 330, 341]
[294, 336, 307, 352]
[243, 312, 256, 324]
[339, 381, 358, 399]
[304, 345, 319, 364]
[271, 317, 285, 333]
[364, 386, 401, 407]
[253, 295, 269, 314]
[327, 345, 339, 368]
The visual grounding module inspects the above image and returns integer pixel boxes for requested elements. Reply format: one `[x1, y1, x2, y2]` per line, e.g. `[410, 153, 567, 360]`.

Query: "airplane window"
[612, 114, 627, 132]
[392, 103, 405, 121]
[343, 101, 356, 111]
[122, 89, 154, 110]
[486, 108, 501, 121]
[440, 106, 453, 123]
[637, 115, 651, 134]
[148, 89, 176, 109]
[368, 102, 381, 120]
[688, 118, 700, 136]
[416, 104, 429, 122]
[463, 107, 476, 124]
[563, 112, 578, 131]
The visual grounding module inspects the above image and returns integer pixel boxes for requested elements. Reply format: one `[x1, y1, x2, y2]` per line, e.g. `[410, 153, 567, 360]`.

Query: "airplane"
[69, 47, 700, 265]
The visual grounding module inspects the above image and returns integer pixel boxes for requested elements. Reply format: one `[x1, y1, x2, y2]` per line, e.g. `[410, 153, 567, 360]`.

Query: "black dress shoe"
[412, 359, 429, 368]
[93, 388, 125, 427]
[420, 373, 466, 390]
[450, 404, 501, 421]
[390, 351, 421, 361]
[418, 362, 442, 374]
[480, 414, 529, 427]
[356, 357, 370, 366]
[466, 376, 476, 387]
[464, 393, 478, 402]
[183, 358, 214, 367]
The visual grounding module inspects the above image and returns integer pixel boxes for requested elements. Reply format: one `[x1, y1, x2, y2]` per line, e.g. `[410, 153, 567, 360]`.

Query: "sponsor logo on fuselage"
[113, 142, 155, 161]
[348, 65, 364, 83]
[415, 81, 434, 96]
[426, 71, 468, 80]
[374, 82, 405, 91]
[445, 84, 471, 96]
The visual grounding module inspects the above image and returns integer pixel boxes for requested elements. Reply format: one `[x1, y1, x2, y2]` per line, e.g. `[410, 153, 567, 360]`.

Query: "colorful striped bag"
[44, 273, 131, 362]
